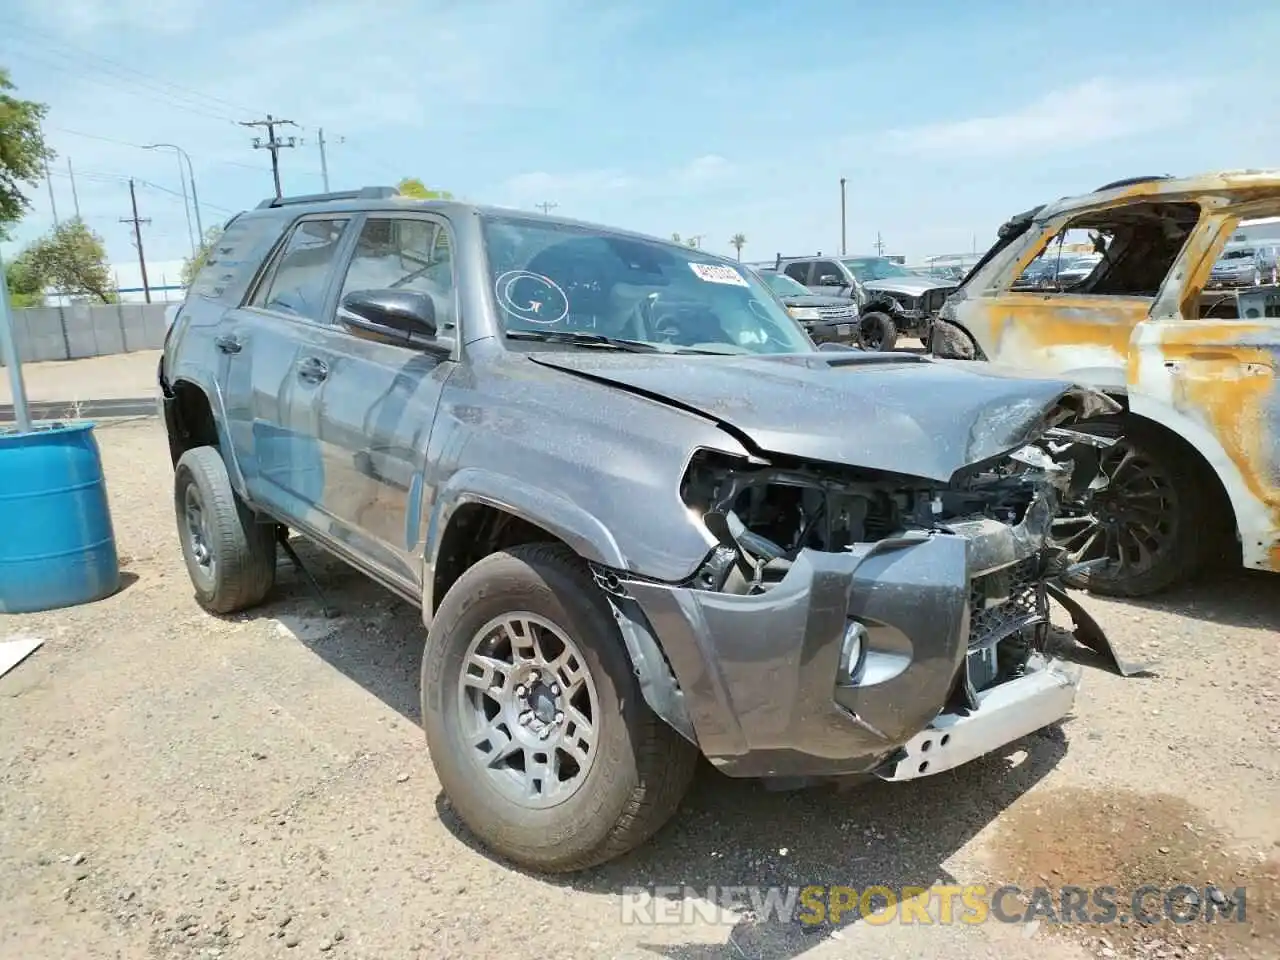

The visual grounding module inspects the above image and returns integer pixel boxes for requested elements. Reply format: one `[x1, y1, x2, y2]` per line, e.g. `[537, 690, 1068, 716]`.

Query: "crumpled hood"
[863, 276, 950, 297]
[529, 352, 1118, 482]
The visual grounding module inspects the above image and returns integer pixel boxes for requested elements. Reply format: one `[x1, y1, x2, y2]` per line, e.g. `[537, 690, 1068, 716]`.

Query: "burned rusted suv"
[930, 171, 1280, 597]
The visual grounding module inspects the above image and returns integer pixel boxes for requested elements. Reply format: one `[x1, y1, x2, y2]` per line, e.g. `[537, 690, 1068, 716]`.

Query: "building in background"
[109, 259, 187, 304]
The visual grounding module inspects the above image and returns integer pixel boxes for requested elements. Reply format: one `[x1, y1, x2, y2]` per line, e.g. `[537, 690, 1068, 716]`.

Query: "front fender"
[422, 468, 699, 744]
[423, 467, 629, 612]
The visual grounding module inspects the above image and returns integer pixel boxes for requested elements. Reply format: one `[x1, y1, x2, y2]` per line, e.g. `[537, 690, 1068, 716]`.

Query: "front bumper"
[874, 656, 1079, 780]
[1206, 273, 1253, 288]
[618, 510, 1082, 779]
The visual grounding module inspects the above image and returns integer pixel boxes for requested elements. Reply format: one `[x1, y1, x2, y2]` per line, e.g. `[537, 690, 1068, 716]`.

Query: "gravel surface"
[1, 419, 1276, 959]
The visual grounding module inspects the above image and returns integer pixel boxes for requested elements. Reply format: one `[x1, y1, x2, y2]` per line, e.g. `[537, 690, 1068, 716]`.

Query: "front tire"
[421, 543, 698, 872]
[174, 446, 277, 614]
[859, 311, 898, 351]
[1052, 417, 1206, 597]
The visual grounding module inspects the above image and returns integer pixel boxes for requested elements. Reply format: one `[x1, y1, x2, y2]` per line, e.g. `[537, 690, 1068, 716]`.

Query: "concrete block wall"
[0, 302, 170, 365]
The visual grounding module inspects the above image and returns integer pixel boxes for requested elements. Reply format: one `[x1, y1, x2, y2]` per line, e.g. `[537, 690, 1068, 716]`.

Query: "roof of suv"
[237, 188, 739, 259]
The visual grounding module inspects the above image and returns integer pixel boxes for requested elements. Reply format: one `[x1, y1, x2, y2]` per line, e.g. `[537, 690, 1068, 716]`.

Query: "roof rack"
[255, 186, 400, 209]
[774, 251, 824, 267]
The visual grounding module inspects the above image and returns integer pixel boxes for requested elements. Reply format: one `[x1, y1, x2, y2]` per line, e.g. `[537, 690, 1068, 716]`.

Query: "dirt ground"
[1, 418, 1276, 960]
[0, 350, 162, 405]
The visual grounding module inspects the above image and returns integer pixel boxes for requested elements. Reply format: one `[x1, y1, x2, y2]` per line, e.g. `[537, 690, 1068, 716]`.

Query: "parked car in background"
[159, 186, 1119, 872]
[1207, 241, 1280, 288]
[929, 170, 1280, 598]
[752, 268, 861, 346]
[774, 254, 956, 350]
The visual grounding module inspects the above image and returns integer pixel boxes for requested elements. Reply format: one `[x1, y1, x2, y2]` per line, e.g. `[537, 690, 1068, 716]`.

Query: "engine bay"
[680, 426, 1112, 597]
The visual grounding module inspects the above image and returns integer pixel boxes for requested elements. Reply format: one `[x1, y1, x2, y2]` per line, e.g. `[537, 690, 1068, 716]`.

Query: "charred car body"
[774, 253, 957, 351]
[159, 188, 1120, 872]
[930, 170, 1280, 597]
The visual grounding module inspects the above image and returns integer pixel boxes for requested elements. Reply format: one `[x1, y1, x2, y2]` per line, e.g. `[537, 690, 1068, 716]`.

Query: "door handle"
[214, 335, 242, 354]
[297, 356, 329, 383]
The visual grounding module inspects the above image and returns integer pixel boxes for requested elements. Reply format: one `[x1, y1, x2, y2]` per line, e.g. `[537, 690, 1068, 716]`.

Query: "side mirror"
[339, 289, 438, 347]
[818, 274, 842, 286]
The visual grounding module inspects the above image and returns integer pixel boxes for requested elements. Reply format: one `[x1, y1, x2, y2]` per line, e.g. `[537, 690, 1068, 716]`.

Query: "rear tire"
[174, 446, 277, 614]
[859, 311, 898, 351]
[1053, 417, 1206, 597]
[421, 542, 698, 872]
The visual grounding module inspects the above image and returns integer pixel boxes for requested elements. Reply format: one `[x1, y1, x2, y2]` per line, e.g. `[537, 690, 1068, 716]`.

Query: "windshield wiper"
[506, 330, 662, 352]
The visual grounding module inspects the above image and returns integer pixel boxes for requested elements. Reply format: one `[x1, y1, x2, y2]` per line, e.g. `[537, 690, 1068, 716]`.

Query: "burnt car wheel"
[859, 311, 898, 351]
[420, 542, 698, 872]
[173, 446, 277, 614]
[1051, 418, 1204, 597]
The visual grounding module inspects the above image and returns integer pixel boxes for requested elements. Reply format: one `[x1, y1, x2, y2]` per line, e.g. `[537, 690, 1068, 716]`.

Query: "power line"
[0, 16, 261, 119]
[239, 115, 298, 200]
[536, 201, 559, 215]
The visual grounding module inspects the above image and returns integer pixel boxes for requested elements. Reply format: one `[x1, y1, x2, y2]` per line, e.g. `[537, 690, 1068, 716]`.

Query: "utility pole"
[43, 153, 58, 227]
[840, 177, 847, 256]
[874, 231, 886, 256]
[239, 114, 298, 200]
[67, 157, 81, 219]
[318, 128, 330, 191]
[536, 201, 558, 214]
[121, 179, 152, 304]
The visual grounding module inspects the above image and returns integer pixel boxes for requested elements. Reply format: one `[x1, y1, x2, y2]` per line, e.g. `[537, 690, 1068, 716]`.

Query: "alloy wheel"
[456, 613, 600, 810]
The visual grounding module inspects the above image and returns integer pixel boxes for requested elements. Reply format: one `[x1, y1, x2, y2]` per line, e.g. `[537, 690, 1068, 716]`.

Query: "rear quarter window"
[187, 214, 289, 303]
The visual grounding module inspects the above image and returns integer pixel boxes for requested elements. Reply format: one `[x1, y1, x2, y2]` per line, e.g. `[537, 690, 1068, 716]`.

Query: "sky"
[3, 0, 1280, 270]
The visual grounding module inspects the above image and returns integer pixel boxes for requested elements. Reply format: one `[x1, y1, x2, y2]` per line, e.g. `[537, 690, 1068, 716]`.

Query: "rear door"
[303, 213, 459, 594]
[221, 215, 355, 518]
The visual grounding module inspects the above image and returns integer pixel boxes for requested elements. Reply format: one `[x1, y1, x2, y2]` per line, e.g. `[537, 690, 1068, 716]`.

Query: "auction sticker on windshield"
[689, 263, 748, 287]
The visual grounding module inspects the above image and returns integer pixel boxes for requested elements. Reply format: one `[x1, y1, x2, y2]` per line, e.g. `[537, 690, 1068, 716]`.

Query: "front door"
[222, 215, 354, 518]
[305, 213, 459, 593]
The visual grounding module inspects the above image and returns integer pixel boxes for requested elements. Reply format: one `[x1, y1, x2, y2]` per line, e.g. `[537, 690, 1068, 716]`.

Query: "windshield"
[841, 257, 915, 281]
[1221, 248, 1255, 260]
[761, 271, 811, 297]
[480, 216, 815, 355]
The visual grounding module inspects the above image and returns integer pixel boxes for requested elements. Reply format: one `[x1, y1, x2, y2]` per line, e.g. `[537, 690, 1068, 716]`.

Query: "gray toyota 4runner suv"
[159, 187, 1126, 872]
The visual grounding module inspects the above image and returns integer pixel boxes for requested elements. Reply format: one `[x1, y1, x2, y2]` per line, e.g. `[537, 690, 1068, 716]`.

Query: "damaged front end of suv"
[587, 391, 1127, 784]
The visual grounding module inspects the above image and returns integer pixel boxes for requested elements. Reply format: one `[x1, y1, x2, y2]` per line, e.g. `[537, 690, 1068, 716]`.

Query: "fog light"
[837, 620, 867, 685]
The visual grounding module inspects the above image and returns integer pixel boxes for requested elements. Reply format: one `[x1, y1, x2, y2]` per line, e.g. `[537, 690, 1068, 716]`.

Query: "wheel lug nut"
[519, 712, 532, 726]
[554, 711, 564, 723]
[529, 670, 540, 683]
[550, 683, 560, 696]
[515, 685, 527, 698]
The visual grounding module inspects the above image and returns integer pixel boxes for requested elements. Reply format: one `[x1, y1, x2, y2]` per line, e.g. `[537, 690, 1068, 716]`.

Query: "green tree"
[182, 225, 224, 287]
[396, 177, 453, 200]
[730, 233, 747, 260]
[0, 68, 54, 240]
[20, 219, 115, 303]
[4, 249, 44, 307]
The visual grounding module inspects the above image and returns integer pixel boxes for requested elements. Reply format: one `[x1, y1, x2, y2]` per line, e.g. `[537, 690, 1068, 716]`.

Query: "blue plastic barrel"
[0, 422, 121, 613]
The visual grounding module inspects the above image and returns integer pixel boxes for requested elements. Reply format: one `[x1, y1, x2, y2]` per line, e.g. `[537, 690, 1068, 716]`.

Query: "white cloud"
[496, 155, 739, 209]
[19, 0, 203, 36]
[880, 78, 1203, 158]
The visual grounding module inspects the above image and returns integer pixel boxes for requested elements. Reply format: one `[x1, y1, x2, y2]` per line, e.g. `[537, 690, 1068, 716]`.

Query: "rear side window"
[250, 218, 351, 322]
[187, 215, 284, 302]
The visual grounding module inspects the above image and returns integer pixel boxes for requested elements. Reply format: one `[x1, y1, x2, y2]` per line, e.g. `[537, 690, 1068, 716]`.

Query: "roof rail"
[255, 186, 400, 209]
[1094, 175, 1173, 192]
